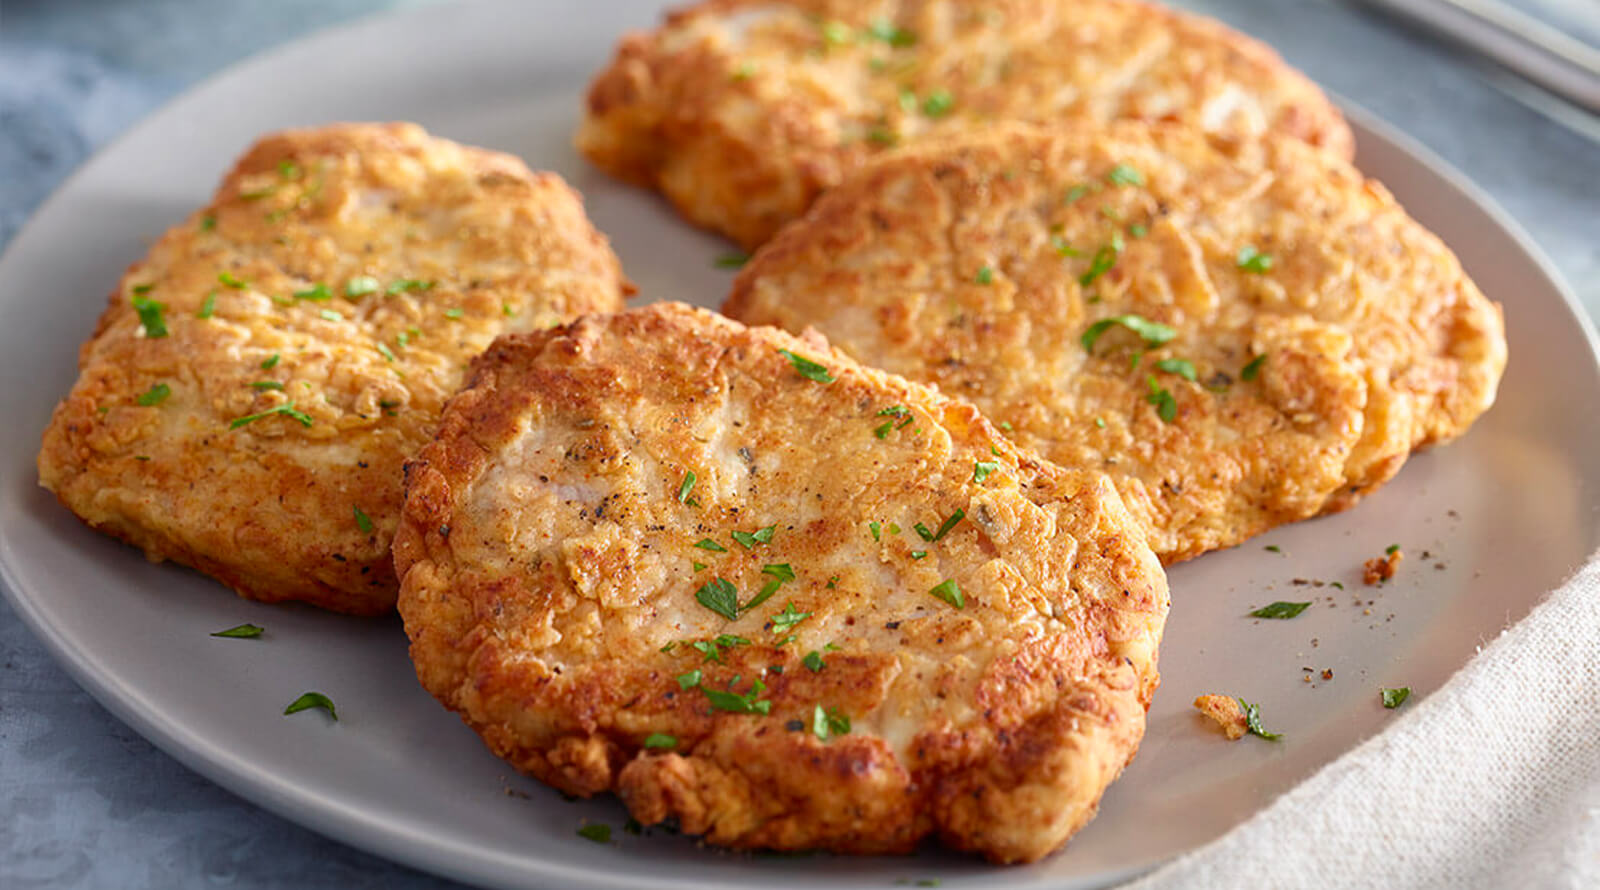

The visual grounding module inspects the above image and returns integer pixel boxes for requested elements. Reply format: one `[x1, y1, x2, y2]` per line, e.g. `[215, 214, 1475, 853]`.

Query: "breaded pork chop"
[578, 0, 1353, 249]
[725, 122, 1506, 562]
[37, 123, 627, 615]
[394, 303, 1167, 862]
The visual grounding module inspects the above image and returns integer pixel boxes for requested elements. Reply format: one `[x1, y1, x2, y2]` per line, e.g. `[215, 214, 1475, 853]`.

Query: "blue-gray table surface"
[2, 1, 1596, 887]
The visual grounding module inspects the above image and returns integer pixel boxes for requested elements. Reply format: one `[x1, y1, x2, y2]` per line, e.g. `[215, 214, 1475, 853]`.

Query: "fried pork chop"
[393, 303, 1168, 862]
[577, 0, 1353, 249]
[37, 123, 628, 614]
[725, 122, 1506, 562]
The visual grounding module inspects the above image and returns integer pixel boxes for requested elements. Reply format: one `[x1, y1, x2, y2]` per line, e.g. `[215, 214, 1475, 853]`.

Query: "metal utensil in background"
[1353, 0, 1600, 113]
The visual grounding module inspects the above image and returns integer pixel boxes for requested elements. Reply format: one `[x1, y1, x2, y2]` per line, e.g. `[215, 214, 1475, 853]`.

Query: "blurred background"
[1, 1, 1596, 888]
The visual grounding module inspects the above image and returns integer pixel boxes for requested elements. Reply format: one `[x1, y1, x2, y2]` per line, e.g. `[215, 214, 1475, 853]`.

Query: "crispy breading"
[1364, 547, 1403, 585]
[1192, 694, 1247, 740]
[37, 123, 628, 615]
[577, 0, 1353, 249]
[393, 303, 1168, 862]
[725, 122, 1506, 562]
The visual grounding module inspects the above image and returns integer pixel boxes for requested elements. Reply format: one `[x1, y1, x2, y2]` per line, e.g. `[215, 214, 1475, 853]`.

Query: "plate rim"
[1, 3, 1596, 889]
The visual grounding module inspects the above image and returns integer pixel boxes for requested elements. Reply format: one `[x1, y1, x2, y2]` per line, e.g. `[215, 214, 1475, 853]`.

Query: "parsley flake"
[1250, 601, 1310, 619]
[676, 669, 702, 690]
[131, 295, 168, 338]
[345, 276, 380, 298]
[910, 551, 928, 560]
[1081, 314, 1177, 353]
[1237, 245, 1274, 273]
[730, 525, 776, 550]
[869, 521, 882, 541]
[353, 505, 373, 534]
[1064, 184, 1090, 203]
[867, 17, 916, 47]
[248, 380, 283, 391]
[197, 290, 217, 319]
[929, 579, 964, 609]
[1381, 687, 1411, 709]
[137, 383, 172, 406]
[385, 279, 433, 295]
[714, 252, 749, 269]
[761, 564, 796, 582]
[318, 309, 342, 322]
[218, 271, 248, 289]
[972, 461, 999, 484]
[820, 19, 853, 46]
[1155, 357, 1197, 381]
[259, 353, 280, 370]
[812, 704, 851, 741]
[229, 401, 313, 430]
[694, 538, 728, 553]
[975, 265, 993, 285]
[770, 602, 811, 633]
[1386, 543, 1401, 555]
[677, 470, 697, 504]
[930, 509, 964, 541]
[1107, 164, 1145, 186]
[695, 577, 740, 621]
[200, 215, 216, 232]
[1264, 545, 1282, 553]
[576, 823, 611, 844]
[284, 691, 337, 720]
[921, 89, 954, 117]
[1237, 698, 1282, 740]
[701, 679, 772, 715]
[802, 650, 826, 672]
[376, 343, 396, 362]
[1145, 375, 1178, 423]
[778, 349, 834, 383]
[294, 283, 332, 301]
[1079, 243, 1120, 287]
[210, 623, 263, 638]
[692, 561, 707, 572]
[1241, 353, 1266, 381]
[443, 308, 464, 319]
[643, 733, 677, 749]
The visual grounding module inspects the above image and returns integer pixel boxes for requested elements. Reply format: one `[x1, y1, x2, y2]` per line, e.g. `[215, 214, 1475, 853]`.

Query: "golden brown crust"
[577, 0, 1354, 249]
[394, 303, 1168, 862]
[1193, 694, 1247, 740]
[37, 123, 628, 615]
[725, 122, 1506, 562]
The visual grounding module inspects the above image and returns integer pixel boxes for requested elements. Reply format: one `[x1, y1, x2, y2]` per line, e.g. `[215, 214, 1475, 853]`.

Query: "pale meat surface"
[37, 123, 628, 614]
[578, 0, 1354, 249]
[725, 122, 1506, 562]
[393, 303, 1168, 862]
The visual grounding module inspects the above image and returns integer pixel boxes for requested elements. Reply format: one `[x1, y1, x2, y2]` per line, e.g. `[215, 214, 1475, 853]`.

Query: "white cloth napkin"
[1122, 550, 1600, 890]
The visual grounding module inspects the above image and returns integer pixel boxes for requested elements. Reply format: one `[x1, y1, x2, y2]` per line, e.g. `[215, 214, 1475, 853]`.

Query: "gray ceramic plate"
[1, 2, 1597, 888]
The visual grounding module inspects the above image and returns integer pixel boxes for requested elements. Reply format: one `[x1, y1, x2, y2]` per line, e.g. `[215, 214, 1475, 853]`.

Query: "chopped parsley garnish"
[229, 401, 313, 430]
[913, 522, 934, 541]
[376, 343, 396, 362]
[1240, 353, 1266, 381]
[812, 704, 851, 741]
[867, 17, 916, 47]
[695, 577, 741, 621]
[1078, 243, 1120, 288]
[353, 506, 373, 534]
[1129, 223, 1149, 238]
[676, 669, 702, 690]
[998, 421, 1013, 431]
[218, 271, 248, 289]
[248, 381, 284, 391]
[197, 290, 217, 318]
[1094, 417, 1107, 428]
[1236, 245, 1274, 273]
[1107, 164, 1145, 186]
[714, 252, 749, 269]
[1051, 235, 1080, 257]
[283, 691, 337, 720]
[778, 349, 834, 383]
[1145, 375, 1177, 423]
[700, 678, 772, 715]
[730, 525, 776, 549]
[643, 733, 677, 749]
[888, 523, 901, 534]
[821, 19, 853, 45]
[770, 602, 811, 633]
[210, 623, 263, 639]
[974, 265, 993, 285]
[972, 461, 999, 483]
[277, 159, 301, 180]
[344, 277, 380, 298]
[1249, 601, 1310, 619]
[866, 126, 898, 146]
[928, 579, 964, 609]
[1386, 543, 1401, 555]
[694, 538, 728, 553]
[802, 650, 826, 672]
[260, 353, 280, 370]
[677, 470, 697, 504]
[136, 383, 172, 406]
[200, 214, 216, 231]
[762, 564, 796, 582]
[731, 60, 758, 80]
[1381, 687, 1411, 709]
[873, 405, 914, 439]
[921, 89, 954, 117]
[1264, 545, 1282, 553]
[921, 508, 965, 541]
[385, 279, 433, 294]
[1237, 699, 1282, 740]
[131, 295, 168, 338]
[1064, 184, 1090, 203]
[294, 283, 332, 301]
[443, 308, 464, 319]
[869, 521, 882, 541]
[1081, 313, 1176, 354]
[910, 551, 927, 560]
[692, 562, 707, 572]
[691, 636, 749, 663]
[1154, 357, 1197, 381]
[576, 823, 611, 844]
[318, 309, 343, 322]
